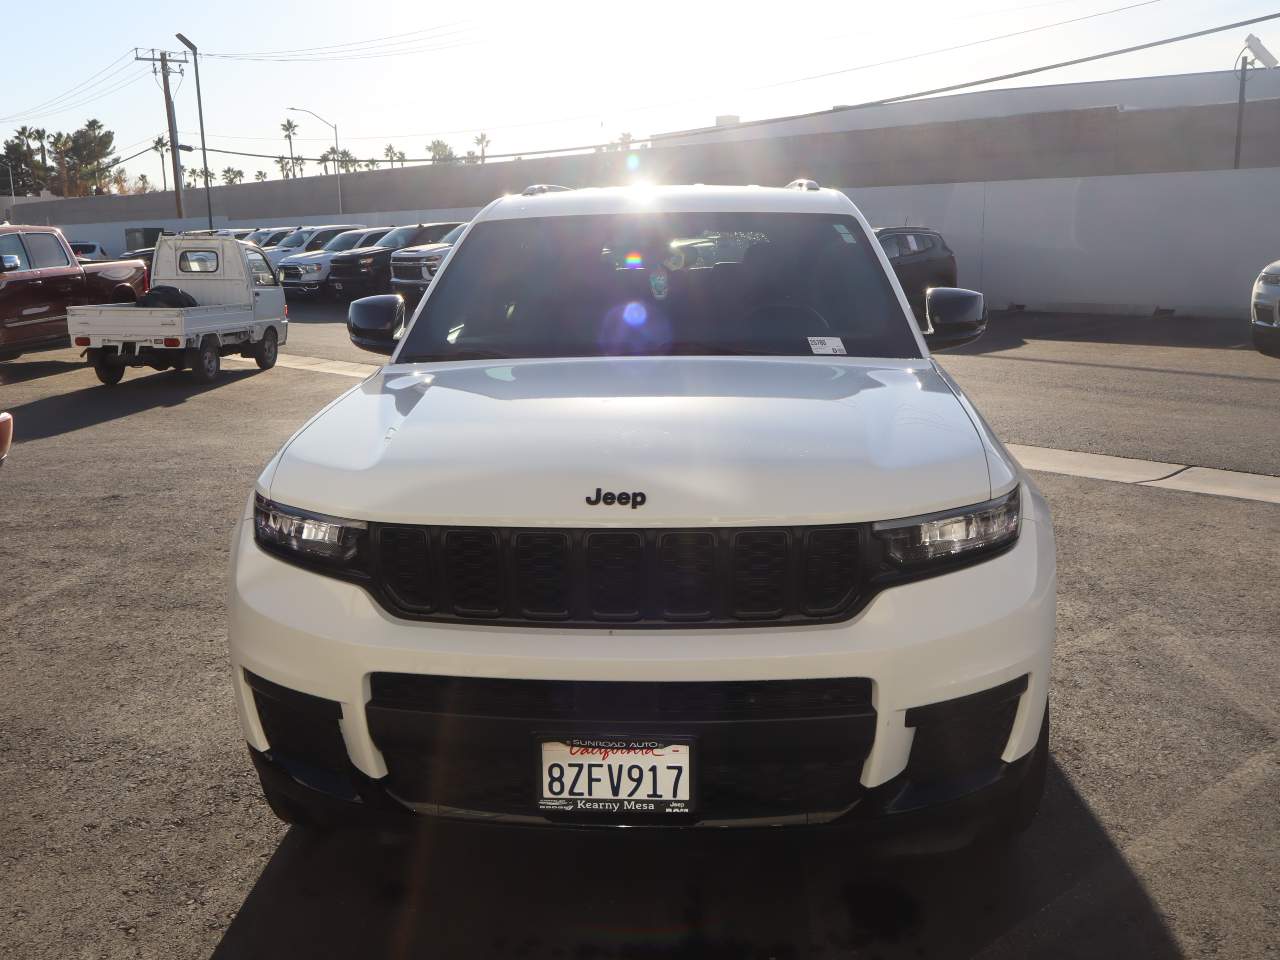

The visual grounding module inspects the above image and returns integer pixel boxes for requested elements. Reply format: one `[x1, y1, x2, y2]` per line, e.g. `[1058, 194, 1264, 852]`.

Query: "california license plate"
[538, 738, 693, 815]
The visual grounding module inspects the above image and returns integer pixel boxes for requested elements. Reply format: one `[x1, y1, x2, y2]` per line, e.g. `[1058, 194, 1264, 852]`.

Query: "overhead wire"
[182, 0, 1174, 146]
[185, 9, 1280, 167]
[0, 53, 136, 123]
[206, 19, 472, 58]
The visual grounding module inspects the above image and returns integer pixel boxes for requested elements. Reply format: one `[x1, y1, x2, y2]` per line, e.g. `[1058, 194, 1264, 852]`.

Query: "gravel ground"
[1, 309, 1277, 959]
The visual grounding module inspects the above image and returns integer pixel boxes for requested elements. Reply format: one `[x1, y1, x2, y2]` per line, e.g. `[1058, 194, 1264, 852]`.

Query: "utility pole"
[175, 34, 213, 230]
[1234, 53, 1251, 170]
[135, 48, 189, 217]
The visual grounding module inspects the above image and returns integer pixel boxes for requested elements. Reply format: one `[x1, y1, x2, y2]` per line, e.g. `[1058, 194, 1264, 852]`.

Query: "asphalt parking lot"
[1, 305, 1277, 959]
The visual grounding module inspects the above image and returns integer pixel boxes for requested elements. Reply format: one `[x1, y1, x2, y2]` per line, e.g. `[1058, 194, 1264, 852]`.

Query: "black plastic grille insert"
[371, 523, 869, 627]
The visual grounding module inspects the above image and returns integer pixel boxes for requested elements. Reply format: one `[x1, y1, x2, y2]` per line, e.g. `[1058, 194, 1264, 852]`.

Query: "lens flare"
[624, 251, 643, 269]
[623, 301, 647, 327]
[625, 152, 640, 172]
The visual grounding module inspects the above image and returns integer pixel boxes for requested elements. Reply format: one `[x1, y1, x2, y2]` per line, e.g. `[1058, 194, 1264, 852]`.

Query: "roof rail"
[785, 178, 821, 191]
[522, 184, 573, 196]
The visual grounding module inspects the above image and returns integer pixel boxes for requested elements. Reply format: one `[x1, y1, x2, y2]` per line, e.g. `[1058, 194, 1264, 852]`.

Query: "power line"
[206, 19, 471, 58]
[178, 0, 1173, 146]
[192, 9, 1280, 169]
[204, 34, 481, 64]
[0, 53, 136, 123]
[753, 0, 1167, 92]
[4, 69, 153, 125]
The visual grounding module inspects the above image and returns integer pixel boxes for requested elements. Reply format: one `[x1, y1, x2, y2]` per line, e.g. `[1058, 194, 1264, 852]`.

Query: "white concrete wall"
[849, 167, 1279, 318]
[43, 168, 1277, 319]
[52, 207, 483, 259]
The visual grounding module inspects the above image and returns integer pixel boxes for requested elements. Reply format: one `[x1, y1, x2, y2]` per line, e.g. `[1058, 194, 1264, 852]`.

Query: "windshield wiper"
[398, 349, 517, 363]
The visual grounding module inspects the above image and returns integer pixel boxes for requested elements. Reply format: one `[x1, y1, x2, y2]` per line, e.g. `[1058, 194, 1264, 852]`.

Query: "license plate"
[538, 738, 692, 815]
[332, 282, 343, 290]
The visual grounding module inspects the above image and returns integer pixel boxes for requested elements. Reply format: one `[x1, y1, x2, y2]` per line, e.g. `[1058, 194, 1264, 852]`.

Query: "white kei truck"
[68, 235, 287, 386]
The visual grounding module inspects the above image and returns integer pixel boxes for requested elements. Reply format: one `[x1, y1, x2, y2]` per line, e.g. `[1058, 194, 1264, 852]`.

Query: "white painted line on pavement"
[1005, 444, 1179, 484]
[1144, 466, 1280, 505]
[223, 353, 376, 379]
[1007, 443, 1280, 505]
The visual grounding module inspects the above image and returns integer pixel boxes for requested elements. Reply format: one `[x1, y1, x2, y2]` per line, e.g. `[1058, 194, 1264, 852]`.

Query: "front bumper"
[1251, 281, 1280, 355]
[228, 482, 1055, 832]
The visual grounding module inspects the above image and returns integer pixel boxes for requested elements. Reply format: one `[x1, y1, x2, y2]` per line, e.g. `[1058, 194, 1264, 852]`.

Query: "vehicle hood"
[266, 356, 998, 526]
[332, 245, 394, 262]
[279, 250, 329, 266]
[392, 242, 450, 259]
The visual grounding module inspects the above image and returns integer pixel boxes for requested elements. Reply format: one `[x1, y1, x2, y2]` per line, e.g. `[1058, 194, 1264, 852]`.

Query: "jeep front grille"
[370, 524, 869, 627]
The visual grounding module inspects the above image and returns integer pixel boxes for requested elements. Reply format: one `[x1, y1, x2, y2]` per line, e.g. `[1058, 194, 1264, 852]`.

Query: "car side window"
[307, 230, 336, 251]
[23, 232, 71, 268]
[245, 250, 278, 286]
[0, 234, 31, 270]
[879, 235, 902, 260]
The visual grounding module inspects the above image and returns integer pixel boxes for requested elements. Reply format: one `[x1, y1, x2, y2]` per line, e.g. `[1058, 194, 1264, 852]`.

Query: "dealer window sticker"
[808, 336, 847, 355]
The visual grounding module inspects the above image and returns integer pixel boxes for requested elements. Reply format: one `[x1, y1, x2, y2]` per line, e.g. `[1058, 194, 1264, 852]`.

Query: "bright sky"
[2, 0, 1276, 186]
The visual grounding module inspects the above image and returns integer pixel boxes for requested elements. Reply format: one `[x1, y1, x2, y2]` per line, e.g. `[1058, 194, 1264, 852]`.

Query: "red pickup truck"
[0, 225, 148, 362]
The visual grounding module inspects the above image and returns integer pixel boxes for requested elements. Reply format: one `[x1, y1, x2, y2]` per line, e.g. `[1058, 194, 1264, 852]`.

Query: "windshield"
[378, 226, 424, 249]
[441, 224, 466, 245]
[324, 230, 367, 252]
[399, 212, 919, 362]
[359, 229, 390, 247]
[277, 229, 309, 249]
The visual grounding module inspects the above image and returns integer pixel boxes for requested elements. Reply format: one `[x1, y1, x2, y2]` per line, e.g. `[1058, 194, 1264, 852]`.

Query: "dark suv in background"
[328, 222, 463, 299]
[876, 227, 957, 326]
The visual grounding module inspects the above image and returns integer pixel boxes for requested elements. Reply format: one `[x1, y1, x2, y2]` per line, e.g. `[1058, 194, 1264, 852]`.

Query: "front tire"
[188, 337, 220, 384]
[255, 327, 278, 370]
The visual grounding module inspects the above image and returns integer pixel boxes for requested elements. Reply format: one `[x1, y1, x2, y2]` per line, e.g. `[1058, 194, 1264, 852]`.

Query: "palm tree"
[136, 173, 151, 193]
[383, 143, 397, 167]
[396, 150, 406, 167]
[254, 170, 268, 182]
[280, 119, 299, 177]
[32, 127, 48, 175]
[274, 155, 291, 179]
[473, 132, 490, 164]
[221, 167, 244, 185]
[49, 132, 73, 196]
[152, 136, 169, 191]
[292, 157, 306, 178]
[363, 160, 378, 171]
[428, 140, 455, 164]
[317, 146, 336, 175]
[336, 149, 358, 174]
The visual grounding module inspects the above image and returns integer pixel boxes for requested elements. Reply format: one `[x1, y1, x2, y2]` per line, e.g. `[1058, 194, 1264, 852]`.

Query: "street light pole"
[288, 106, 342, 215]
[1234, 52, 1251, 170]
[0, 160, 15, 203]
[176, 33, 214, 230]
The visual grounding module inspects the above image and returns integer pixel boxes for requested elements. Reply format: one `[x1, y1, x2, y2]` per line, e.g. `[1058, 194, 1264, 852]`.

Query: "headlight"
[253, 494, 367, 566]
[359, 256, 375, 268]
[300, 264, 321, 273]
[873, 487, 1020, 565]
[1259, 273, 1280, 287]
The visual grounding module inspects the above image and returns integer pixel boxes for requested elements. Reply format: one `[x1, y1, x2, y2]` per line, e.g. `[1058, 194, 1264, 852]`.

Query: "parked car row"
[0, 225, 149, 361]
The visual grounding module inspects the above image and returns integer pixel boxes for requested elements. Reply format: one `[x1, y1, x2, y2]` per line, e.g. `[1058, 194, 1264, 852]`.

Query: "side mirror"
[348, 294, 405, 356]
[923, 287, 986, 351]
[1, 255, 22, 272]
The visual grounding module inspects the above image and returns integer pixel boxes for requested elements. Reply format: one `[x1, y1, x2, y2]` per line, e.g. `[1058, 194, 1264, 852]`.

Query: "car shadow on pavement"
[0, 357, 88, 386]
[949, 310, 1255, 357]
[211, 760, 1179, 960]
[3, 368, 260, 442]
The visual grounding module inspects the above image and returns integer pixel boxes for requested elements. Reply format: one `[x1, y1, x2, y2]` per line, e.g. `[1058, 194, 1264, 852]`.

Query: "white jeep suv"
[229, 183, 1055, 850]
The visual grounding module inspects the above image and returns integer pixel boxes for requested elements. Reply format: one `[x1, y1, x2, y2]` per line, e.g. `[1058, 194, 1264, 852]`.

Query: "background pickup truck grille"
[370, 523, 867, 627]
[278, 265, 303, 281]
